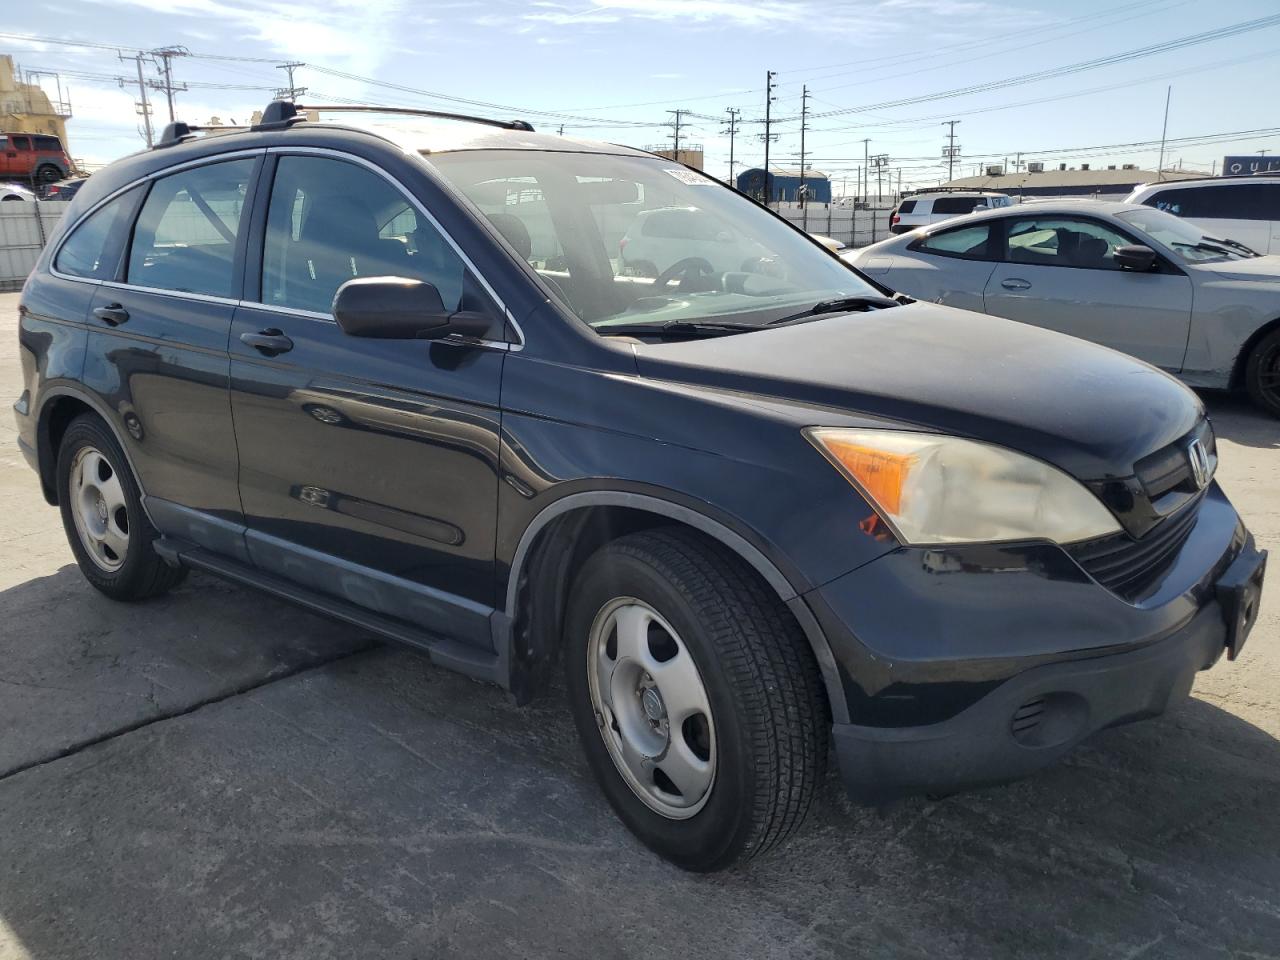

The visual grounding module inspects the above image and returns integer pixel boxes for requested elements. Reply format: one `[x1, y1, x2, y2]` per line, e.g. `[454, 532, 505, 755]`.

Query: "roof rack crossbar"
[293, 103, 534, 132]
[154, 121, 252, 149]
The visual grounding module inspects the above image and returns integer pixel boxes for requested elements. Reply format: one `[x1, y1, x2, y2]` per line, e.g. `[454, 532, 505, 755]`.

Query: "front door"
[982, 214, 1193, 371]
[229, 152, 507, 649]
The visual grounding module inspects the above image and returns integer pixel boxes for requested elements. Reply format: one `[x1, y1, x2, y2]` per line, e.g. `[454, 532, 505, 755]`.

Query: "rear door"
[81, 153, 260, 557]
[981, 213, 1193, 370]
[228, 150, 508, 649]
[7, 135, 32, 180]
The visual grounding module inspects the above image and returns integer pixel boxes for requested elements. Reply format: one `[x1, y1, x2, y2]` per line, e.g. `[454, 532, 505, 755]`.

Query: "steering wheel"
[652, 257, 719, 292]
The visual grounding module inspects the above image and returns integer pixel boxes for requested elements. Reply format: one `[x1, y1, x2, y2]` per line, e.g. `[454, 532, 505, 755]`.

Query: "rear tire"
[1244, 328, 1280, 419]
[56, 415, 187, 600]
[36, 164, 61, 185]
[564, 528, 828, 871]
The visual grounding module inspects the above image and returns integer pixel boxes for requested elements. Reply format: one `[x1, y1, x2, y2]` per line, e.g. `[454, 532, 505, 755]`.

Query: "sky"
[3, 0, 1279, 194]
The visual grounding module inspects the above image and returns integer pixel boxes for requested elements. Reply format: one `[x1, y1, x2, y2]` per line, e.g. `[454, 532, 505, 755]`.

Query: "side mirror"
[1114, 244, 1158, 272]
[332, 277, 493, 340]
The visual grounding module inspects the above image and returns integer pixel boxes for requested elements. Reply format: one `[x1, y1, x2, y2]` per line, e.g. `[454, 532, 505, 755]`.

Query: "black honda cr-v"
[14, 102, 1267, 871]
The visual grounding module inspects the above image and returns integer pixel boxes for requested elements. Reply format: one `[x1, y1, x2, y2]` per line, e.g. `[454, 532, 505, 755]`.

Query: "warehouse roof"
[940, 168, 1205, 191]
[738, 166, 830, 179]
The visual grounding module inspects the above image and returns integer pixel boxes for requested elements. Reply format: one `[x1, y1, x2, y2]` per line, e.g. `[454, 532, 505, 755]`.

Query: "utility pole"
[761, 70, 777, 204]
[798, 86, 810, 203]
[942, 120, 961, 183]
[149, 46, 189, 122]
[722, 108, 741, 184]
[119, 51, 154, 147]
[667, 108, 686, 160]
[860, 138, 870, 201]
[275, 62, 306, 101]
[1156, 85, 1171, 180]
[872, 153, 889, 202]
[557, 124, 565, 136]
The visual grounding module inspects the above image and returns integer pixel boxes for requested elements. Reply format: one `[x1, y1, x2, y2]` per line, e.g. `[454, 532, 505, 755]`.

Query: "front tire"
[564, 528, 828, 871]
[56, 415, 187, 600]
[1245, 327, 1280, 419]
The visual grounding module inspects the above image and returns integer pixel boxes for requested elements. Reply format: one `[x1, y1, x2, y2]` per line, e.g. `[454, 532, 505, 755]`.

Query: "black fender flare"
[502, 490, 849, 723]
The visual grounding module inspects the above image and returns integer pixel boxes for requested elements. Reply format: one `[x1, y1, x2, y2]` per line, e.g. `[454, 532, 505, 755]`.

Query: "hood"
[1191, 254, 1280, 282]
[632, 302, 1202, 481]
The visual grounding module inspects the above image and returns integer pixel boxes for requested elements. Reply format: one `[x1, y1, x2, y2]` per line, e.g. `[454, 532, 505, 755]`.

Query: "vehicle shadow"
[0, 566, 1277, 959]
[1200, 389, 1279, 449]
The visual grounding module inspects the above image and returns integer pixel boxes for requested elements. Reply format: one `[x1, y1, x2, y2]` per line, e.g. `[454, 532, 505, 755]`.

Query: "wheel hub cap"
[69, 445, 130, 573]
[586, 597, 717, 820]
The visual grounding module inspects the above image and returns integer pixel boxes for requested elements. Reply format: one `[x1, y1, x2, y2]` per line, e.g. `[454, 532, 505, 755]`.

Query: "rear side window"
[11, 136, 31, 151]
[932, 197, 984, 215]
[261, 155, 469, 315]
[914, 223, 993, 259]
[1144, 184, 1271, 221]
[54, 187, 142, 280]
[33, 135, 62, 151]
[897, 200, 917, 214]
[127, 158, 255, 298]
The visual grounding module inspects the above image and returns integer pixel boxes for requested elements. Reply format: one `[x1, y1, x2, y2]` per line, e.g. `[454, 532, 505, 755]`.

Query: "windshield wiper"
[1202, 234, 1259, 257]
[770, 295, 902, 326]
[595, 320, 760, 339]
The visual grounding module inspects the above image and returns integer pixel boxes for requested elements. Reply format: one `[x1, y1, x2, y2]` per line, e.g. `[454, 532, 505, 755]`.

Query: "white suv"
[1125, 177, 1280, 254]
[889, 190, 1013, 234]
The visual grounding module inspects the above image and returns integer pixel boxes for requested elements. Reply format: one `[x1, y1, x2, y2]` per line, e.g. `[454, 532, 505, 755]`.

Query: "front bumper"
[810, 482, 1265, 802]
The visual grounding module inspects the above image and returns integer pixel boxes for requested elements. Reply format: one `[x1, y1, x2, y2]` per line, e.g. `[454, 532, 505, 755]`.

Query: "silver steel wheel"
[69, 446, 130, 572]
[587, 597, 717, 819]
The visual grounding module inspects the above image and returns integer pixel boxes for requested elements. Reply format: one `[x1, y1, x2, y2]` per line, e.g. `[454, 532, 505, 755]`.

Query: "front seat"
[486, 213, 533, 262]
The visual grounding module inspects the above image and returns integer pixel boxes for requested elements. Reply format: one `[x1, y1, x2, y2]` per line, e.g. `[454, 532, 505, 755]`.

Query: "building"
[933, 163, 1203, 200]
[0, 55, 72, 149]
[736, 167, 832, 204]
[644, 144, 705, 171]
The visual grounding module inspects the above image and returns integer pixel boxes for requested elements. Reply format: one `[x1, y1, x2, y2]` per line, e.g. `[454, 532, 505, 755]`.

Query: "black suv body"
[14, 107, 1267, 870]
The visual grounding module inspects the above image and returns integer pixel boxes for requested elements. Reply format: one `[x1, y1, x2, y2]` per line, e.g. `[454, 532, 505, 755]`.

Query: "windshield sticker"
[664, 168, 715, 185]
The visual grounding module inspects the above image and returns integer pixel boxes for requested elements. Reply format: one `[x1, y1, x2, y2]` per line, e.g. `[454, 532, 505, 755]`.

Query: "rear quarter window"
[33, 135, 63, 152]
[911, 223, 994, 259]
[897, 200, 917, 214]
[1145, 184, 1270, 221]
[54, 187, 143, 280]
[932, 197, 983, 215]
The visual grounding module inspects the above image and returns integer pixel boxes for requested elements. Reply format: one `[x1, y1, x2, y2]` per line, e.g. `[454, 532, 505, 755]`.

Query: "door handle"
[240, 329, 294, 356]
[1000, 278, 1031, 290]
[92, 303, 130, 326]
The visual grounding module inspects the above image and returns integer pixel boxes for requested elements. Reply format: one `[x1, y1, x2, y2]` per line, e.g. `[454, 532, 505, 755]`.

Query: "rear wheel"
[36, 164, 61, 184]
[56, 415, 187, 600]
[1245, 328, 1280, 419]
[564, 528, 828, 871]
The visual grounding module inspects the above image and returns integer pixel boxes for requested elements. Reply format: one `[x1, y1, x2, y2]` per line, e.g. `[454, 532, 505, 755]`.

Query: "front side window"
[914, 223, 993, 259]
[261, 155, 470, 315]
[1003, 216, 1133, 270]
[54, 187, 142, 280]
[429, 150, 878, 330]
[127, 158, 255, 297]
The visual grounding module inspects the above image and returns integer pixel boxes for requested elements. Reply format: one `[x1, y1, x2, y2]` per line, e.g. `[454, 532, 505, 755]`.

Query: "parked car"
[2, 181, 36, 201]
[619, 205, 769, 277]
[17, 103, 1266, 871]
[889, 190, 1013, 233]
[39, 176, 89, 201]
[808, 233, 846, 253]
[0, 132, 72, 185]
[847, 200, 1280, 417]
[1126, 176, 1280, 255]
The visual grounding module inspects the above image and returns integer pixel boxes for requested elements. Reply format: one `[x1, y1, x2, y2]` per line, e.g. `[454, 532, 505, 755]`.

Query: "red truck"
[0, 132, 71, 185]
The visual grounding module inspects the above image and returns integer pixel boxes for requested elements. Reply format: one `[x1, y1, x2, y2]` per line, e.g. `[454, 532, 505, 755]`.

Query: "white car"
[1126, 177, 1280, 255]
[619, 206, 769, 278]
[2, 181, 36, 201]
[846, 200, 1280, 416]
[889, 190, 1013, 234]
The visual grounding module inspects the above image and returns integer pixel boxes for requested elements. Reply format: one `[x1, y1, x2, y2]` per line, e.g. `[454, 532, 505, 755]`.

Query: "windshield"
[1115, 207, 1253, 262]
[427, 150, 880, 330]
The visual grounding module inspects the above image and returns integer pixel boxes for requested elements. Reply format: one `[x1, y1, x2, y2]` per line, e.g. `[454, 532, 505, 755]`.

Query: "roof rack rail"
[281, 101, 534, 132]
[154, 121, 252, 149]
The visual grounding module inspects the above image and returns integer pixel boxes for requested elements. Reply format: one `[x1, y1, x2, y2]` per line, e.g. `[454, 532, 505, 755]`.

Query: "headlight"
[806, 428, 1121, 546]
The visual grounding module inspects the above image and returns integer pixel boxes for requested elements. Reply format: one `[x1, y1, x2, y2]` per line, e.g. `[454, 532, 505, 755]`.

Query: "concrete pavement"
[1, 291, 1277, 959]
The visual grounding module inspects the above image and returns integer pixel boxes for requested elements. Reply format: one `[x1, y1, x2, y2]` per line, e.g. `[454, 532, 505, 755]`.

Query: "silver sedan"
[845, 200, 1280, 417]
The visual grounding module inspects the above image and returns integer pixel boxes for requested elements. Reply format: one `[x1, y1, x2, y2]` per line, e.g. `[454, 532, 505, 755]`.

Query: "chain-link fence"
[768, 201, 897, 250]
[0, 201, 70, 291]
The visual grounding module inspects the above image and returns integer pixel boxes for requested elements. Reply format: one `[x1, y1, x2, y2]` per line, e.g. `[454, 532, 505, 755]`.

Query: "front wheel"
[1245, 327, 1280, 419]
[564, 528, 828, 871]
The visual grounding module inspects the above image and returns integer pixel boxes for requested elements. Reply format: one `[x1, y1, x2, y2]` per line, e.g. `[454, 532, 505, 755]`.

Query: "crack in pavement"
[0, 641, 381, 784]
